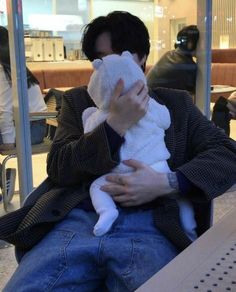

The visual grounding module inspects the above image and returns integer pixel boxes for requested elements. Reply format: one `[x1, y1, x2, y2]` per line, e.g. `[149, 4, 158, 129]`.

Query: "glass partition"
[5, 0, 236, 203]
[211, 0, 236, 140]
[0, 0, 199, 65]
[1, 0, 235, 63]
[22, 0, 90, 59]
[150, 0, 197, 65]
[212, 0, 236, 49]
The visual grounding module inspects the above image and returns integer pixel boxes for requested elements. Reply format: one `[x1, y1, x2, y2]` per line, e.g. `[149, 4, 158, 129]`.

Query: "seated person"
[1, 12, 236, 292]
[0, 26, 47, 199]
[212, 92, 236, 136]
[147, 25, 199, 94]
[84, 51, 196, 240]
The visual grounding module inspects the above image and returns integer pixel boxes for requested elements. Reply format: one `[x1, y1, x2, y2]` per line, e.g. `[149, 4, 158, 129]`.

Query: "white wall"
[154, 0, 197, 59]
[22, 0, 53, 26]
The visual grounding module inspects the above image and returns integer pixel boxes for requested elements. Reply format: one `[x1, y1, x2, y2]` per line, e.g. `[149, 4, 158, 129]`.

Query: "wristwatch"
[167, 172, 179, 192]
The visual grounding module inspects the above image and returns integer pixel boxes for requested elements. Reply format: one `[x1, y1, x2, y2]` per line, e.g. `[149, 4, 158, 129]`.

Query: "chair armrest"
[29, 111, 58, 121]
[0, 143, 15, 152]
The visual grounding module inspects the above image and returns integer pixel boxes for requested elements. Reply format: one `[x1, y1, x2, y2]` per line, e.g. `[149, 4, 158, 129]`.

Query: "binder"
[32, 37, 43, 61]
[43, 38, 54, 61]
[54, 37, 64, 61]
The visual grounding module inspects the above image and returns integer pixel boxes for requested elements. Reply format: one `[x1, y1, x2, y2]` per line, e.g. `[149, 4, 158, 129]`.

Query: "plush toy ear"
[92, 59, 103, 70]
[122, 51, 133, 59]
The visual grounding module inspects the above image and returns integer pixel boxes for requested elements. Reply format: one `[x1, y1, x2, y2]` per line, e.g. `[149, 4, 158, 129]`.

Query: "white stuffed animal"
[83, 51, 196, 240]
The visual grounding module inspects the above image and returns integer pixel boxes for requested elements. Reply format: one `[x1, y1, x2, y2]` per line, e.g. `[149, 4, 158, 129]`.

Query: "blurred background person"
[147, 25, 199, 95]
[212, 92, 236, 136]
[0, 26, 47, 201]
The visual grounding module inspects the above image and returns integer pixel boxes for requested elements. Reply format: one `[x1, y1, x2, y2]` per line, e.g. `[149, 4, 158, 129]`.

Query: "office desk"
[211, 85, 236, 102]
[42, 87, 73, 94]
[136, 206, 236, 292]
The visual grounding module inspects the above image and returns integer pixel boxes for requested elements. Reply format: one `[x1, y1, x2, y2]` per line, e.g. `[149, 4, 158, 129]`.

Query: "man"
[147, 25, 199, 94]
[1, 12, 236, 291]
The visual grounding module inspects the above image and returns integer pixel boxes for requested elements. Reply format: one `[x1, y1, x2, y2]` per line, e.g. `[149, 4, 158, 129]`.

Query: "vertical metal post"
[6, 0, 33, 205]
[195, 0, 212, 119]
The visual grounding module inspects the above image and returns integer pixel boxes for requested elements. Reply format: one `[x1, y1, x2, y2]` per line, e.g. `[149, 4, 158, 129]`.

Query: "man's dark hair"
[81, 11, 150, 65]
[0, 26, 39, 88]
[175, 25, 199, 52]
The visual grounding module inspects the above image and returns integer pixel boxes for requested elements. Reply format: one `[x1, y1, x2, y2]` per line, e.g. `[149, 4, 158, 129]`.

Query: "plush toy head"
[88, 51, 146, 110]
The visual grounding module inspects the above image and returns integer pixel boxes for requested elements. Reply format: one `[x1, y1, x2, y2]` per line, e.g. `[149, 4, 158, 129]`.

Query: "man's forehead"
[95, 32, 113, 58]
[95, 32, 111, 48]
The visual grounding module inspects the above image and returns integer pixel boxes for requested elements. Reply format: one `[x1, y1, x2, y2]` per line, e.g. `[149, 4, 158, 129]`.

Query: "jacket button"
[52, 209, 61, 216]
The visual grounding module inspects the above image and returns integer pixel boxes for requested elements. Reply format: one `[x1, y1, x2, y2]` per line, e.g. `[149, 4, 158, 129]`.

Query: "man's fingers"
[100, 184, 126, 194]
[111, 79, 124, 101]
[128, 80, 145, 96]
[141, 93, 150, 111]
[120, 201, 139, 207]
[112, 192, 138, 205]
[139, 84, 149, 98]
[122, 159, 146, 170]
[105, 174, 127, 185]
[112, 194, 132, 203]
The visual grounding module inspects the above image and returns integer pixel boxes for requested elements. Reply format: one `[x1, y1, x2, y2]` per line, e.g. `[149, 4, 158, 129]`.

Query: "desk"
[43, 87, 73, 94]
[27, 60, 92, 71]
[211, 85, 236, 102]
[136, 206, 236, 292]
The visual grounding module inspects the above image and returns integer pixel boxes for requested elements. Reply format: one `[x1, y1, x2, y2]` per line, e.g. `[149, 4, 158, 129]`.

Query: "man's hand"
[100, 159, 174, 207]
[227, 92, 236, 119]
[106, 79, 149, 136]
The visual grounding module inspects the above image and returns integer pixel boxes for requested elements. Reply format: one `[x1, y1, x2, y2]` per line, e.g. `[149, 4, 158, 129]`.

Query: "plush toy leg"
[90, 175, 119, 236]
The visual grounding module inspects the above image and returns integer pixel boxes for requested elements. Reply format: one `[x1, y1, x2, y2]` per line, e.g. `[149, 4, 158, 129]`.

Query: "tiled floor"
[0, 120, 235, 290]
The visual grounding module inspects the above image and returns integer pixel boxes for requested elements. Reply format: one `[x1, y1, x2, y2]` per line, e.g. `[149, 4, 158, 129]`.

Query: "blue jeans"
[0, 119, 46, 146]
[30, 119, 47, 145]
[4, 208, 178, 292]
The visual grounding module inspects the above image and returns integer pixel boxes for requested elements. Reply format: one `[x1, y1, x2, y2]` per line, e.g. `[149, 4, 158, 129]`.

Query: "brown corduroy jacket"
[1, 86, 236, 254]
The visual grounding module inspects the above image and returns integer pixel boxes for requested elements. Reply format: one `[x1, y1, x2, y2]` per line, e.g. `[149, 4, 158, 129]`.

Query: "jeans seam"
[45, 232, 75, 291]
[121, 239, 140, 277]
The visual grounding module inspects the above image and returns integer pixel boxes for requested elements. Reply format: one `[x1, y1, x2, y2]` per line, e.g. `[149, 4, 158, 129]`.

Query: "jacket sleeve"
[47, 87, 121, 186]
[177, 94, 236, 201]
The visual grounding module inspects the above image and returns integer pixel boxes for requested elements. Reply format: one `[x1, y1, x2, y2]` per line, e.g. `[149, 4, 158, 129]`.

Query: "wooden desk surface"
[211, 85, 236, 94]
[211, 85, 236, 102]
[136, 207, 236, 292]
[27, 60, 92, 70]
[43, 87, 73, 94]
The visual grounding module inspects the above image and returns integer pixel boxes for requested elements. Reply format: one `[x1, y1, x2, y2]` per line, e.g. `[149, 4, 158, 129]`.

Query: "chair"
[0, 93, 59, 212]
[0, 137, 53, 211]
